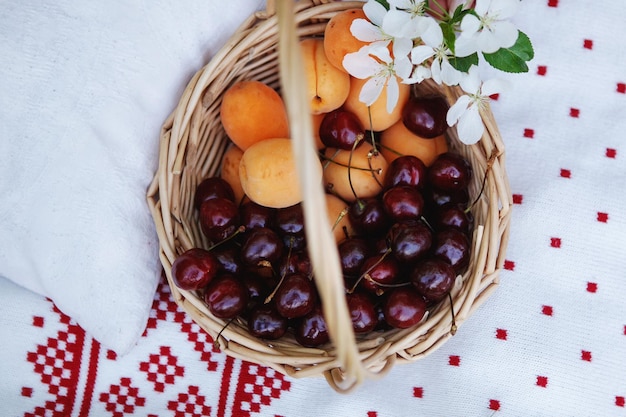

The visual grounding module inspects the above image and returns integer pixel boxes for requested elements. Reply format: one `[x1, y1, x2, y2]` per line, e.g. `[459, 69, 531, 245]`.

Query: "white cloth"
[0, 0, 265, 355]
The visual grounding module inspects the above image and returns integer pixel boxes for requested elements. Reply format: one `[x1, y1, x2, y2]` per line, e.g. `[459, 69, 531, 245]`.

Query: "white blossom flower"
[408, 22, 462, 86]
[350, 0, 392, 46]
[455, 0, 521, 56]
[446, 66, 508, 144]
[343, 43, 406, 114]
[382, 0, 439, 40]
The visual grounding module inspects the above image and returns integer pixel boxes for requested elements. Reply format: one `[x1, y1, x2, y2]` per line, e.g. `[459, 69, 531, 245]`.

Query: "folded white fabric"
[0, 0, 265, 355]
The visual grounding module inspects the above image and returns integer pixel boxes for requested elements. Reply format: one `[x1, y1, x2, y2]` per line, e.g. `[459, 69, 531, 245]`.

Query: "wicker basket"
[146, 0, 512, 392]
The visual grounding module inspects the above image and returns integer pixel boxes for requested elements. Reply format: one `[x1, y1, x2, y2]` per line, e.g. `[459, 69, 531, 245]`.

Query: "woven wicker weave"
[146, 0, 512, 393]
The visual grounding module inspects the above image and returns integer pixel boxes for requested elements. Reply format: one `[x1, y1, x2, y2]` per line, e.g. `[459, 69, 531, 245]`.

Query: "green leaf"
[483, 31, 535, 73]
[450, 5, 474, 24]
[440, 22, 457, 54]
[449, 53, 478, 73]
[374, 0, 390, 10]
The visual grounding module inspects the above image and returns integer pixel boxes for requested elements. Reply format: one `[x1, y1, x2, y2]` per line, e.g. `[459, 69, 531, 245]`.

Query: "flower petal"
[418, 17, 443, 47]
[382, 9, 412, 38]
[490, 0, 520, 20]
[492, 21, 519, 49]
[481, 78, 506, 97]
[474, 0, 490, 16]
[343, 49, 379, 79]
[360, 76, 385, 106]
[441, 58, 462, 86]
[363, 0, 387, 26]
[460, 14, 480, 37]
[385, 77, 400, 114]
[454, 34, 478, 57]
[447, 94, 471, 126]
[456, 104, 484, 144]
[410, 45, 435, 65]
[476, 29, 501, 54]
[459, 65, 481, 93]
[351, 18, 384, 42]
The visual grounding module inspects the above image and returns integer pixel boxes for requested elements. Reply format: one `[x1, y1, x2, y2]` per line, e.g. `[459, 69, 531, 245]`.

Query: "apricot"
[220, 144, 245, 204]
[343, 76, 410, 132]
[301, 38, 351, 115]
[322, 145, 388, 202]
[239, 138, 322, 209]
[323, 8, 370, 72]
[220, 80, 290, 151]
[325, 193, 355, 243]
[379, 119, 448, 167]
[311, 113, 326, 150]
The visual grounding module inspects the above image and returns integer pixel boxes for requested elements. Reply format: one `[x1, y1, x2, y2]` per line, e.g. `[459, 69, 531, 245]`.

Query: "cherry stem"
[213, 316, 236, 351]
[318, 152, 380, 172]
[347, 248, 392, 294]
[207, 225, 246, 251]
[264, 243, 293, 304]
[367, 149, 384, 189]
[465, 149, 498, 214]
[367, 106, 378, 153]
[447, 292, 457, 335]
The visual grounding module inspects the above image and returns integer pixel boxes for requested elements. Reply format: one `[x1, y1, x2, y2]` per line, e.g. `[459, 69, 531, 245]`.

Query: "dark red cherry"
[359, 254, 400, 295]
[424, 186, 470, 208]
[294, 305, 329, 347]
[387, 221, 432, 264]
[346, 291, 377, 333]
[194, 177, 235, 209]
[203, 274, 248, 319]
[278, 250, 313, 278]
[402, 95, 449, 139]
[241, 273, 270, 312]
[240, 227, 283, 267]
[433, 228, 471, 272]
[338, 237, 372, 276]
[247, 304, 288, 340]
[382, 185, 425, 222]
[383, 287, 427, 329]
[274, 273, 317, 319]
[435, 203, 473, 235]
[240, 201, 275, 230]
[348, 198, 390, 237]
[171, 248, 220, 291]
[275, 203, 306, 250]
[427, 152, 472, 192]
[319, 109, 365, 150]
[411, 258, 456, 302]
[384, 155, 427, 190]
[211, 244, 242, 275]
[199, 197, 240, 243]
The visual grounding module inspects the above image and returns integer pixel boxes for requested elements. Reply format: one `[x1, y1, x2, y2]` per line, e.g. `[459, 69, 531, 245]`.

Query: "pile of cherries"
[172, 96, 475, 348]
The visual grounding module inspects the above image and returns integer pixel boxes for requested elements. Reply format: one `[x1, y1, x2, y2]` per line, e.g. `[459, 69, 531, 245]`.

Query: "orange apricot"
[343, 76, 410, 132]
[220, 80, 289, 151]
[322, 145, 388, 202]
[239, 138, 322, 209]
[301, 38, 351, 115]
[379, 119, 448, 167]
[325, 193, 355, 243]
[323, 8, 370, 72]
[220, 144, 245, 204]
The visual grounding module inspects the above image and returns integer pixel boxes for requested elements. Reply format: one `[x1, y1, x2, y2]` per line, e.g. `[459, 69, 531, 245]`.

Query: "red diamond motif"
[587, 282, 598, 293]
[581, 350, 592, 361]
[496, 329, 508, 340]
[597, 212, 609, 223]
[167, 386, 212, 417]
[569, 108, 580, 118]
[536, 376, 548, 387]
[617, 83, 626, 94]
[606, 148, 617, 158]
[232, 363, 291, 415]
[489, 399, 501, 411]
[139, 346, 185, 392]
[99, 378, 146, 417]
[523, 128, 534, 138]
[537, 65, 548, 75]
[550, 237, 561, 248]
[512, 194, 523, 204]
[413, 387, 424, 398]
[32, 316, 44, 327]
[616, 396, 625, 407]
[448, 355, 461, 366]
[542, 305, 554, 316]
[504, 260, 515, 271]
[560, 169, 571, 178]
[583, 39, 593, 49]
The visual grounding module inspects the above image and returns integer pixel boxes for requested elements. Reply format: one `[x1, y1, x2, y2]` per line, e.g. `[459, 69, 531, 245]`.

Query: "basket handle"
[258, 0, 333, 19]
[275, 0, 367, 392]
